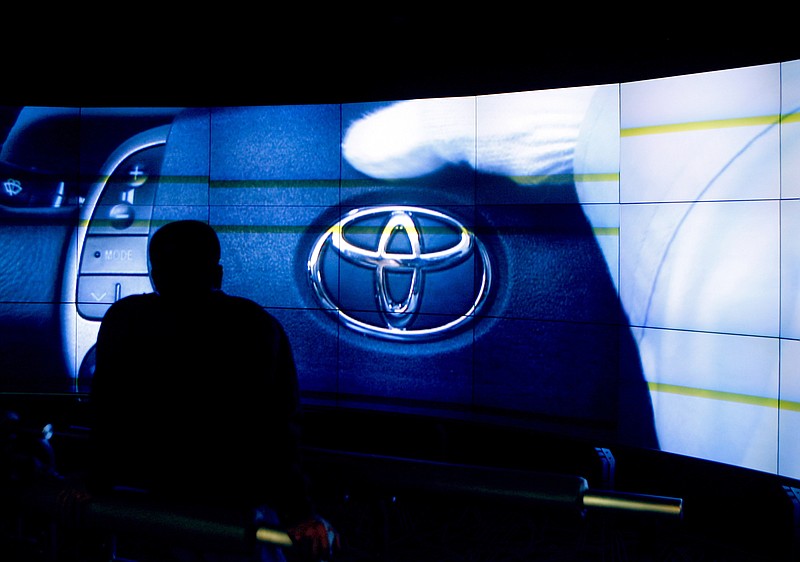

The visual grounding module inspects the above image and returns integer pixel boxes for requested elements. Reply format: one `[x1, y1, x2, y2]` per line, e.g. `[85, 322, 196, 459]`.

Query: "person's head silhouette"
[148, 220, 223, 299]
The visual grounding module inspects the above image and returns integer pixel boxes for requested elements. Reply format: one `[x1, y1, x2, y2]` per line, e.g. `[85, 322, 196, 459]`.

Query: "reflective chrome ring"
[308, 206, 492, 341]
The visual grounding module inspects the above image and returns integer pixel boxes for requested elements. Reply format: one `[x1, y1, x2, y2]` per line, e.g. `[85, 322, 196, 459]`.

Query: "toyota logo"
[308, 206, 492, 341]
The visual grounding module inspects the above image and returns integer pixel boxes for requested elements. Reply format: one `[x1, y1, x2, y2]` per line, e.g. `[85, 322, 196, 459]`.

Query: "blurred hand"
[56, 483, 92, 526]
[287, 516, 340, 561]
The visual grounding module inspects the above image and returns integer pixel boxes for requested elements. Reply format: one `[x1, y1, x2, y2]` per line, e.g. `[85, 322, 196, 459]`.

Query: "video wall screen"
[1, 59, 798, 479]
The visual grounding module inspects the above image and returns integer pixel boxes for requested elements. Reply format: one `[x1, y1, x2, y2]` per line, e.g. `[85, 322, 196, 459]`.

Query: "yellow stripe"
[74, 221, 619, 236]
[83, 174, 210, 185]
[621, 115, 780, 137]
[511, 172, 620, 186]
[509, 173, 575, 185]
[592, 227, 619, 236]
[77, 218, 154, 228]
[573, 172, 620, 183]
[782, 113, 800, 125]
[648, 382, 800, 412]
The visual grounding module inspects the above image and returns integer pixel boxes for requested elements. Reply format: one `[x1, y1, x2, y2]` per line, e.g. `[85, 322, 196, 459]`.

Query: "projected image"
[1, 58, 799, 479]
[619, 63, 786, 475]
[338, 89, 654, 447]
[780, 59, 800, 478]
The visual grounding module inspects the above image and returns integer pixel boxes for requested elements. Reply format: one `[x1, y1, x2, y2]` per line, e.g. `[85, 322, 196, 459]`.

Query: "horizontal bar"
[5, 482, 292, 551]
[583, 490, 683, 517]
[304, 448, 683, 517]
[4, 448, 683, 558]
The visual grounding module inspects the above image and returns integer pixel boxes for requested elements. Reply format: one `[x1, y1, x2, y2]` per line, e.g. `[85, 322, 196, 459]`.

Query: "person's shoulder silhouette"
[89, 220, 315, 529]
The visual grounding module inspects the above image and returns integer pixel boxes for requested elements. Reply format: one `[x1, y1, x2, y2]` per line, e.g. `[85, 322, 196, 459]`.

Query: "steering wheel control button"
[90, 201, 154, 233]
[80, 235, 149, 274]
[126, 163, 148, 187]
[87, 145, 163, 235]
[77, 275, 152, 319]
[62, 126, 170, 382]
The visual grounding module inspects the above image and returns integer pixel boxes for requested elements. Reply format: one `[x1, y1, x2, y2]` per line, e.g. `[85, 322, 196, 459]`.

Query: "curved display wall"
[1, 57, 798, 480]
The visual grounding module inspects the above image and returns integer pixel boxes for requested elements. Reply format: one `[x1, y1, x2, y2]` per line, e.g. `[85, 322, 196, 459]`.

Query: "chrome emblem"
[308, 206, 492, 341]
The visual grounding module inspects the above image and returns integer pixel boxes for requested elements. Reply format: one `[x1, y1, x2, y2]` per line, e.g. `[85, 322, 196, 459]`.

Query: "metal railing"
[2, 448, 683, 560]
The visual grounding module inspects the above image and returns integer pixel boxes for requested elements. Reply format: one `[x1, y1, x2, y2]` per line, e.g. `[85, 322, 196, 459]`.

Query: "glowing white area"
[476, 87, 595, 179]
[621, 200, 779, 336]
[342, 87, 596, 180]
[343, 96, 476, 179]
[651, 391, 778, 474]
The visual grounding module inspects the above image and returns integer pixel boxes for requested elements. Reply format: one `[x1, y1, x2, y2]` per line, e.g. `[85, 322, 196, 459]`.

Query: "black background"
[4, 11, 798, 108]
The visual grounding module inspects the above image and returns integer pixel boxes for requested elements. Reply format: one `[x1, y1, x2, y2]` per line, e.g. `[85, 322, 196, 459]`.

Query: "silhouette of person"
[88, 219, 337, 561]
